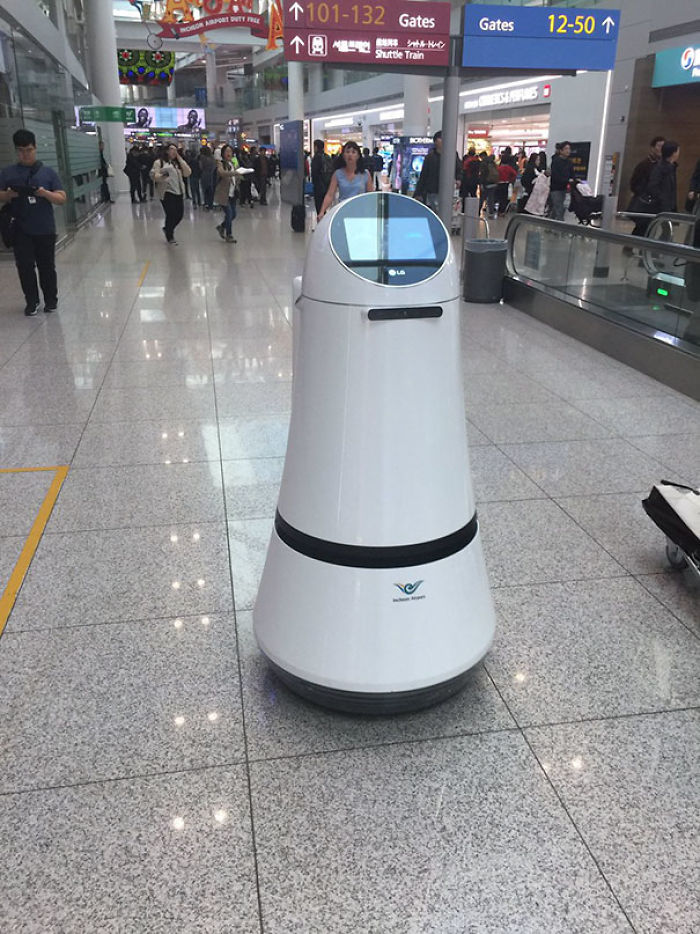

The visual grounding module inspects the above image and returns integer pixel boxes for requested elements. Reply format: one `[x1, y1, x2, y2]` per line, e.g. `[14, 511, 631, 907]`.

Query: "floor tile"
[218, 416, 289, 461]
[250, 732, 631, 933]
[48, 462, 225, 532]
[0, 614, 244, 792]
[0, 388, 97, 427]
[470, 445, 543, 502]
[7, 522, 233, 631]
[466, 401, 615, 444]
[636, 572, 700, 637]
[0, 470, 55, 535]
[102, 356, 213, 389]
[488, 578, 700, 726]
[464, 369, 557, 406]
[0, 766, 259, 933]
[237, 612, 514, 760]
[478, 499, 625, 587]
[90, 384, 217, 423]
[526, 711, 700, 934]
[557, 492, 672, 575]
[213, 355, 293, 385]
[222, 457, 283, 521]
[215, 381, 292, 419]
[466, 419, 491, 446]
[228, 517, 272, 610]
[628, 433, 700, 485]
[501, 438, 677, 497]
[0, 536, 24, 590]
[574, 395, 700, 437]
[73, 419, 220, 468]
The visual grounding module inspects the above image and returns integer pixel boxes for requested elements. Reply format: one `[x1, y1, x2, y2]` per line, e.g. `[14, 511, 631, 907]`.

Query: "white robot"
[254, 192, 495, 713]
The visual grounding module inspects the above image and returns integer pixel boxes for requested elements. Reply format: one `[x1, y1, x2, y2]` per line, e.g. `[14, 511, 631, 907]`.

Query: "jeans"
[203, 181, 214, 209]
[223, 196, 237, 236]
[13, 229, 57, 306]
[162, 192, 184, 241]
[550, 189, 567, 220]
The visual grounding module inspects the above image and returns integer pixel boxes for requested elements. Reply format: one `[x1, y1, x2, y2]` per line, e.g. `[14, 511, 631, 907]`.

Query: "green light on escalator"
[656, 288, 669, 296]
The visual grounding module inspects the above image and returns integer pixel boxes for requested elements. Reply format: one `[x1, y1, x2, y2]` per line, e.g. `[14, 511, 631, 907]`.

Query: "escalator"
[502, 213, 700, 398]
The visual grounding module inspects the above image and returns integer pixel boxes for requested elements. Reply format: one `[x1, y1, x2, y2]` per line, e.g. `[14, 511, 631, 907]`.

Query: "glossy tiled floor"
[0, 190, 698, 933]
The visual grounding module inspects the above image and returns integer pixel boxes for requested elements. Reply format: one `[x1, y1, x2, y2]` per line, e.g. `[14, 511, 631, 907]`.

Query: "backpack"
[486, 161, 499, 185]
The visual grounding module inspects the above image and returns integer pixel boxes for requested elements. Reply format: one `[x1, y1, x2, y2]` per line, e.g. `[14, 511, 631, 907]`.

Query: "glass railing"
[505, 214, 700, 356]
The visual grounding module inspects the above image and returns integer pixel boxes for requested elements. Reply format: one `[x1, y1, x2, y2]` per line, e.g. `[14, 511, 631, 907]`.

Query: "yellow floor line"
[137, 260, 150, 290]
[0, 465, 69, 638]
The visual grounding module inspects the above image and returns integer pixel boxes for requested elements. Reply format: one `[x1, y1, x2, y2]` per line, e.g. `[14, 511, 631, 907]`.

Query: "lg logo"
[388, 268, 406, 277]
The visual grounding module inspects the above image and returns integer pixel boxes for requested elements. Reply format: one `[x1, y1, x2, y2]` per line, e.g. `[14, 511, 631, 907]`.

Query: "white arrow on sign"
[290, 35, 305, 52]
[602, 15, 615, 34]
[289, 2, 304, 21]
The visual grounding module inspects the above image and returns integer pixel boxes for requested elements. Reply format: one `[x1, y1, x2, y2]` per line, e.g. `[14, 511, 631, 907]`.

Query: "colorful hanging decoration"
[118, 48, 176, 85]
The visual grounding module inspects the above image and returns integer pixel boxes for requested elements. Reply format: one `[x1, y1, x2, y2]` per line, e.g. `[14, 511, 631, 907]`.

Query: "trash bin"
[463, 238, 507, 303]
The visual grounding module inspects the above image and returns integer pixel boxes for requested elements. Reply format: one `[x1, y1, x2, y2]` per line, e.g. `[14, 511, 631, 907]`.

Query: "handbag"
[107, 163, 114, 178]
[0, 203, 14, 249]
[0, 161, 42, 248]
[627, 193, 656, 214]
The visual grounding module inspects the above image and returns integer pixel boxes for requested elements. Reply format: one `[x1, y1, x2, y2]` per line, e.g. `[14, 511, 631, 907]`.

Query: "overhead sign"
[78, 106, 136, 124]
[653, 44, 700, 87]
[283, 0, 450, 67]
[462, 5, 620, 71]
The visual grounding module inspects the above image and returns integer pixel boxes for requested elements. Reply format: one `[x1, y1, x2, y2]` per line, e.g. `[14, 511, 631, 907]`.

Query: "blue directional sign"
[462, 5, 620, 71]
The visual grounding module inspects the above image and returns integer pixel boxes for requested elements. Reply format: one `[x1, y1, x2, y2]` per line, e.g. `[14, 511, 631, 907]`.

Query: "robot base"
[254, 524, 496, 715]
[265, 657, 476, 715]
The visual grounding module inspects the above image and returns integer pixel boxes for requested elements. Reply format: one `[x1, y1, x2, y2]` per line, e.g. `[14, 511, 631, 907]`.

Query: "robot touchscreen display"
[343, 217, 436, 262]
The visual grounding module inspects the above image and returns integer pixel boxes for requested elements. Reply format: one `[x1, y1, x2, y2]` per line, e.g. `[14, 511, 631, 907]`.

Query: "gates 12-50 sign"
[284, 0, 450, 67]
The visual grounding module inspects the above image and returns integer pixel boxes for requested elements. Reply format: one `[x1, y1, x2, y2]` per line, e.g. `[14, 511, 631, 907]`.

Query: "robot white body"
[253, 192, 495, 713]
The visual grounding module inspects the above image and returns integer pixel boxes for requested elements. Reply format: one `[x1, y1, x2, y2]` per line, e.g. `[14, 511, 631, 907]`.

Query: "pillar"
[206, 51, 218, 108]
[309, 63, 323, 98]
[403, 75, 430, 136]
[167, 78, 176, 105]
[84, 0, 128, 192]
[287, 61, 304, 121]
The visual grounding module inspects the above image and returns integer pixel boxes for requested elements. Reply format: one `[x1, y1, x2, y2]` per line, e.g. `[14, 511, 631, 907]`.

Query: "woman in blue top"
[317, 140, 373, 219]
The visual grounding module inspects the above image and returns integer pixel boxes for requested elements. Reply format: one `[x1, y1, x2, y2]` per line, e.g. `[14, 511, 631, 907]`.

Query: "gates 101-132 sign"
[283, 0, 450, 67]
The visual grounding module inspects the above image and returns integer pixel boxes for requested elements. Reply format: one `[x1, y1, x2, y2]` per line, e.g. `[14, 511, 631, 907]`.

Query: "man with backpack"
[311, 139, 333, 217]
[460, 147, 480, 208]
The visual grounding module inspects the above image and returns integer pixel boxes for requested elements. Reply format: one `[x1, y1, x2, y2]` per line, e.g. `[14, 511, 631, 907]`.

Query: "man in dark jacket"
[647, 140, 679, 215]
[628, 135, 664, 235]
[413, 131, 460, 213]
[254, 147, 269, 205]
[310, 139, 332, 216]
[0, 128, 66, 315]
[549, 141, 575, 221]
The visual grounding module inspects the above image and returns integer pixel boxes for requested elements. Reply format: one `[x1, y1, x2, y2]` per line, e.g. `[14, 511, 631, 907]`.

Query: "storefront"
[460, 79, 553, 158]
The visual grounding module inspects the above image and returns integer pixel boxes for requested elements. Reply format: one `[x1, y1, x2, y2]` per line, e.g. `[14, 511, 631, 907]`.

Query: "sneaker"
[24, 302, 39, 317]
[226, 236, 236, 243]
[168, 239, 178, 246]
[216, 224, 225, 240]
[44, 302, 57, 313]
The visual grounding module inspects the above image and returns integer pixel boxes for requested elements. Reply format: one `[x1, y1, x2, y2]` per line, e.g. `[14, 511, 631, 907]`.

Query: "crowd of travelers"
[120, 140, 278, 244]
[2, 120, 699, 316]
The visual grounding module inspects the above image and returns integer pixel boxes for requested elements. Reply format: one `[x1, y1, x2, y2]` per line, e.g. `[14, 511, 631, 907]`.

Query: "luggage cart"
[643, 481, 700, 585]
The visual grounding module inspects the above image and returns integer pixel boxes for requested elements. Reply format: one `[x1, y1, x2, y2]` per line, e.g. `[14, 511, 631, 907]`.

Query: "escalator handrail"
[504, 214, 700, 279]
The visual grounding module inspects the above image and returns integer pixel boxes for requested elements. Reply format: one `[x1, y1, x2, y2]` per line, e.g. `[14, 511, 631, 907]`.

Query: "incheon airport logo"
[393, 580, 426, 602]
[681, 47, 697, 70]
[394, 580, 424, 595]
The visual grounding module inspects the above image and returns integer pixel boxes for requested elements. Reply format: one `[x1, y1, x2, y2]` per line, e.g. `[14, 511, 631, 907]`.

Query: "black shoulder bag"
[0, 161, 43, 249]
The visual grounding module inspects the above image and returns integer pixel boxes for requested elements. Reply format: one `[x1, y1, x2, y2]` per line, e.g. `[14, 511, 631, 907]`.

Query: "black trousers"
[161, 192, 184, 241]
[13, 229, 57, 306]
[129, 175, 144, 202]
[141, 169, 154, 199]
[313, 185, 326, 215]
